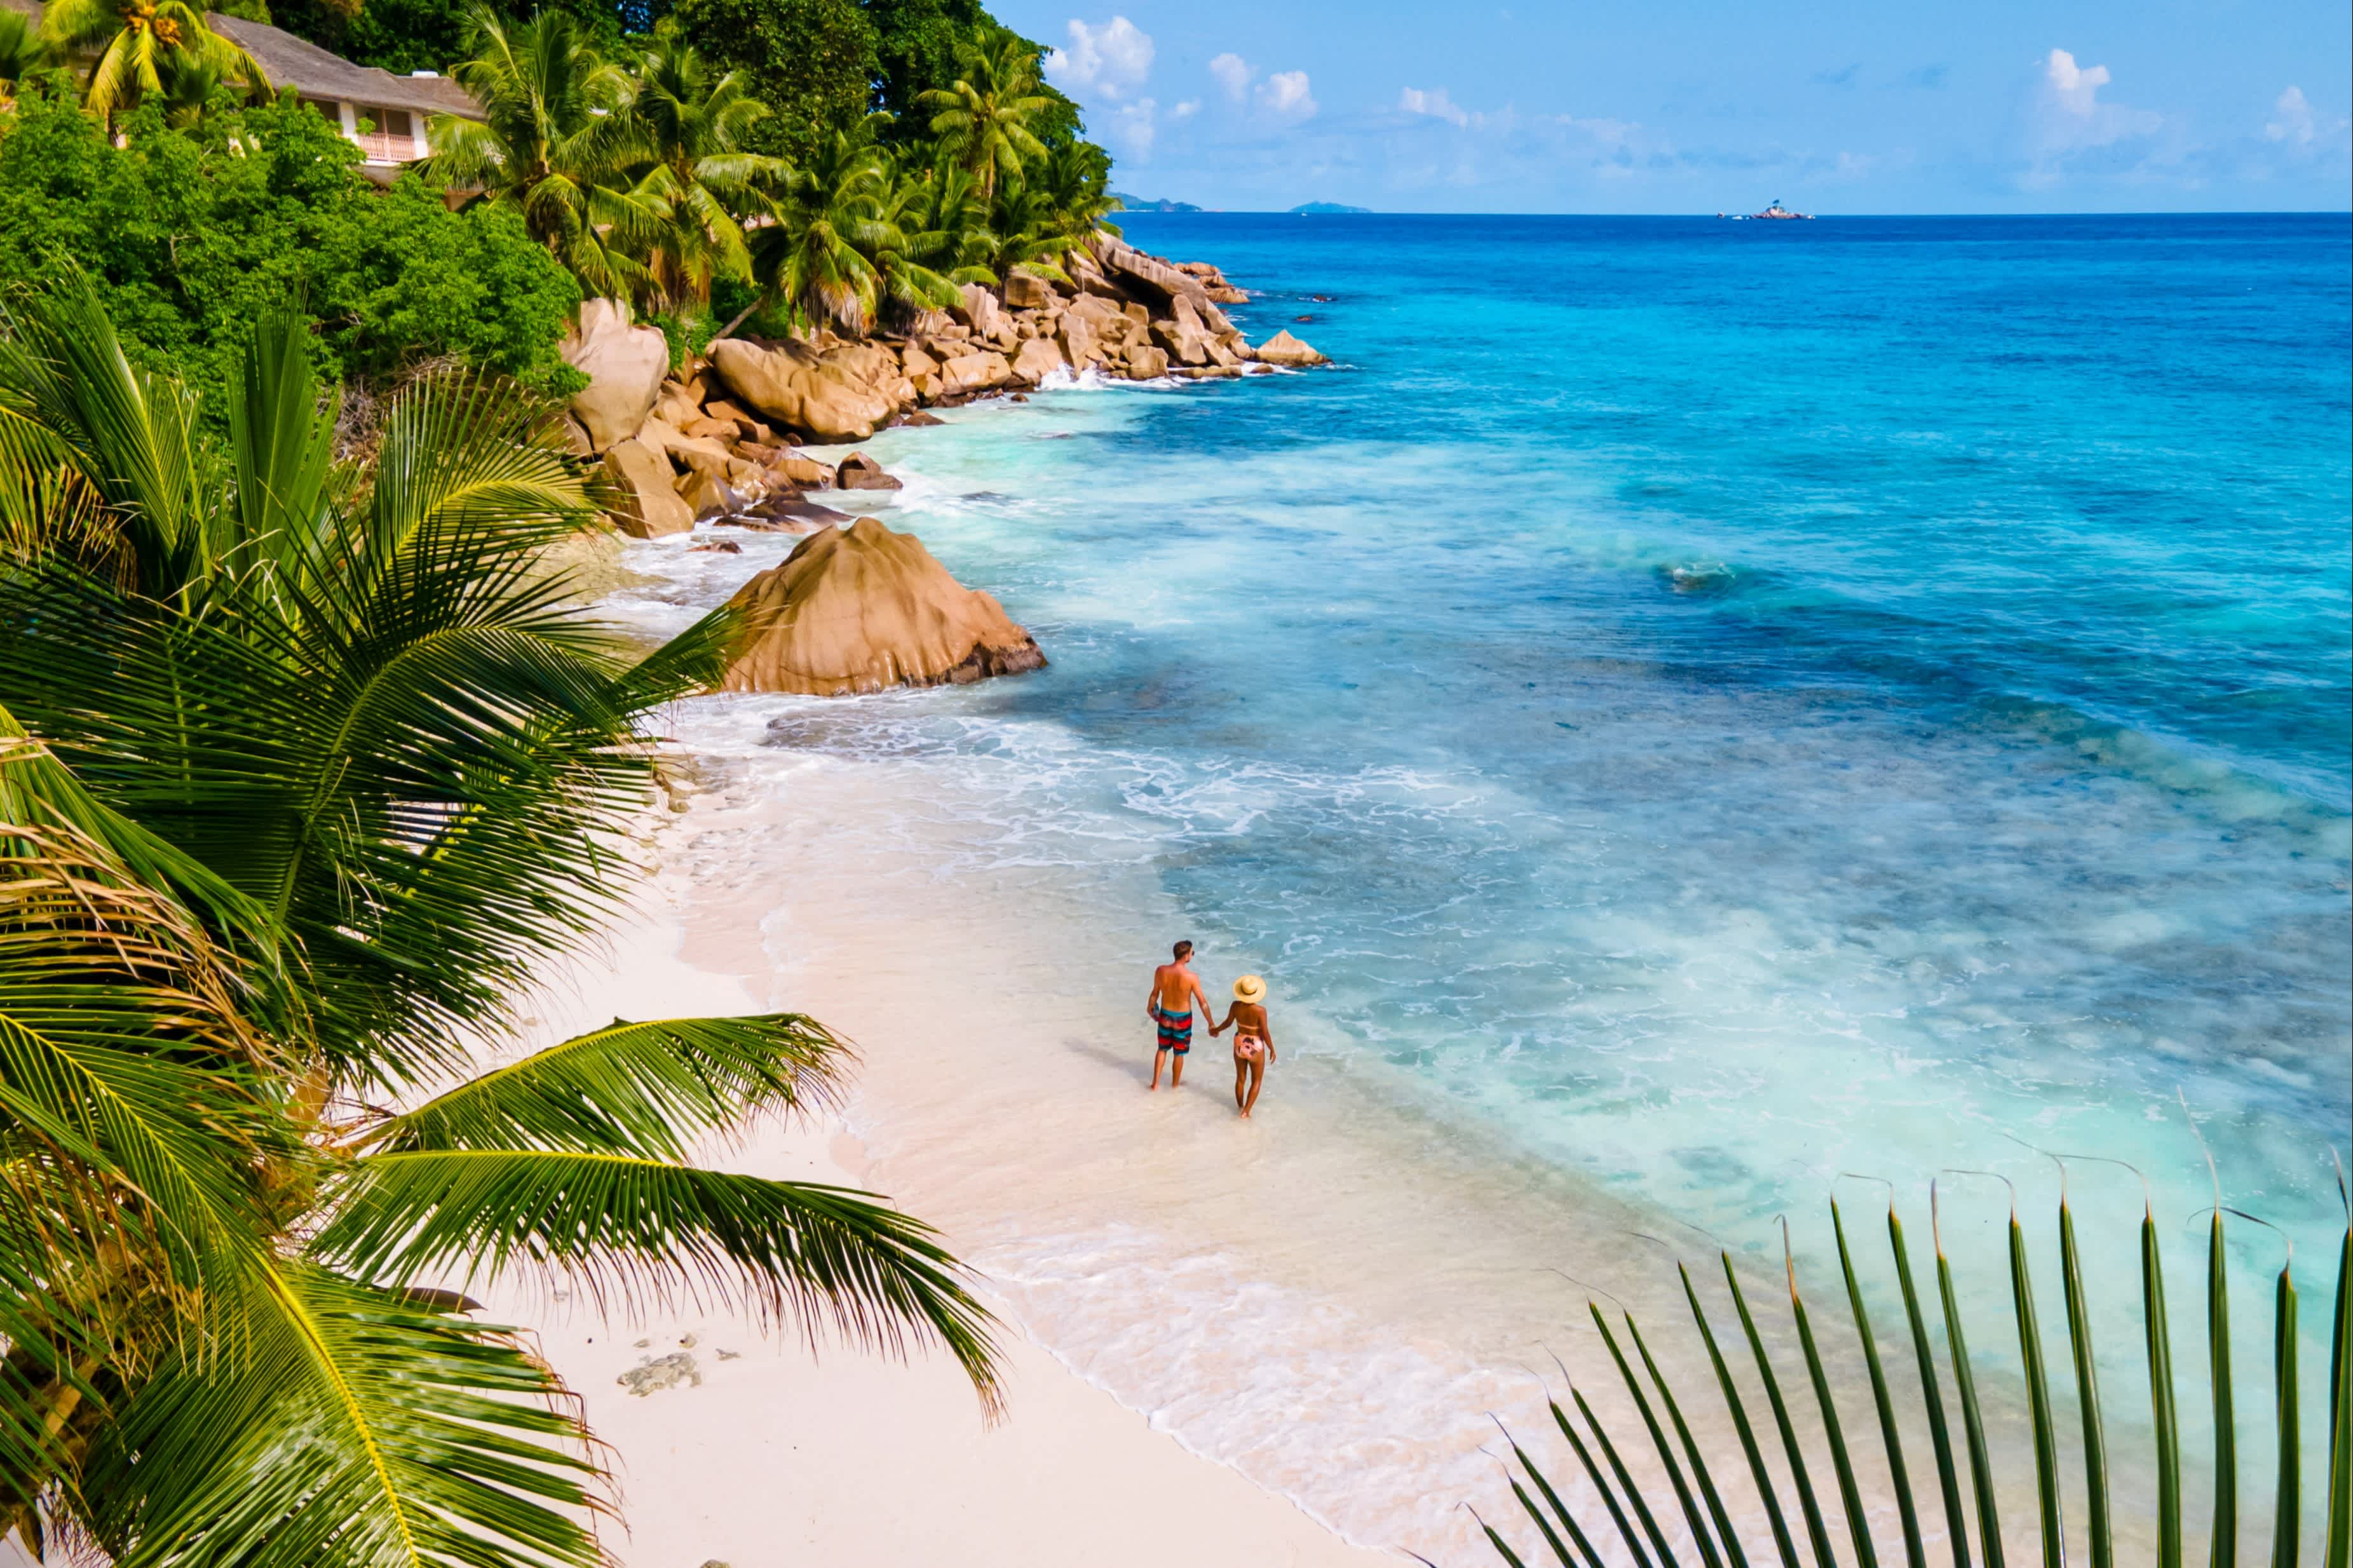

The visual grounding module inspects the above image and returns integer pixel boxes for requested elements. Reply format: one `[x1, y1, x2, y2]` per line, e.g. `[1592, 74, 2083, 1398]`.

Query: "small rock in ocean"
[902, 410, 945, 426]
[616, 1353, 701, 1396]
[689, 541, 742, 554]
[1294, 314, 1315, 323]
[834, 451, 903, 491]
[1309, 293, 1335, 302]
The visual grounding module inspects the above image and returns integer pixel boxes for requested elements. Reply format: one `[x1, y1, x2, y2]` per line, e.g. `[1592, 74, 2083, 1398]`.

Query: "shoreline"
[567, 358, 2267, 1563]
[471, 895, 1399, 1567]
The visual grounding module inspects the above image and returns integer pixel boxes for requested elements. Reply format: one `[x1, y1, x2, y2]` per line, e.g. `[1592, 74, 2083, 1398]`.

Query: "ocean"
[603, 212, 2352, 1558]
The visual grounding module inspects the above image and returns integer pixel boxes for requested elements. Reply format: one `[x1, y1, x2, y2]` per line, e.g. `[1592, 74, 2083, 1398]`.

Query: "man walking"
[1146, 939, 1212, 1090]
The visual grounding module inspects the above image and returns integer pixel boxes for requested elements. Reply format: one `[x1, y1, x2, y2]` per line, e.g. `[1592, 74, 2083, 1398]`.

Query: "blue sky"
[995, 0, 2353, 212]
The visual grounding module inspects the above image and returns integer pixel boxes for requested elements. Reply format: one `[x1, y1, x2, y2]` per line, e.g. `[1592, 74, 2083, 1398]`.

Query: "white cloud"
[1107, 97, 1157, 159]
[1046, 17, 1154, 100]
[2042, 48, 2110, 118]
[2028, 46, 2162, 163]
[1400, 86, 1470, 127]
[1259, 69, 1317, 119]
[1209, 52, 1252, 103]
[2266, 85, 2315, 144]
[1170, 98, 1199, 121]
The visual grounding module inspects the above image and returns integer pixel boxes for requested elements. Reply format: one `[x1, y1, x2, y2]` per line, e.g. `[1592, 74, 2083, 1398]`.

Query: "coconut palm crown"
[916, 30, 1054, 202]
[422, 4, 658, 302]
[36, 0, 264, 118]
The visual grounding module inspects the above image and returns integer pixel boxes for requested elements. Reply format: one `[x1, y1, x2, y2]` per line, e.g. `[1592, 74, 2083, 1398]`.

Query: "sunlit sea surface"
[604, 213, 2351, 1558]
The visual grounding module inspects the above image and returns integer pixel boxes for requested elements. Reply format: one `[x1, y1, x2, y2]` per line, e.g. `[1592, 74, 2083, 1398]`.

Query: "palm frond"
[352, 1013, 850, 1161]
[1477, 1177, 2351, 1568]
[308, 1148, 1005, 1413]
[78, 1262, 606, 1568]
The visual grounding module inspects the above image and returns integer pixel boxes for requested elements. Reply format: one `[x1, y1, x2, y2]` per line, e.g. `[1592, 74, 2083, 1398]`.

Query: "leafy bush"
[0, 79, 584, 422]
[670, 0, 877, 165]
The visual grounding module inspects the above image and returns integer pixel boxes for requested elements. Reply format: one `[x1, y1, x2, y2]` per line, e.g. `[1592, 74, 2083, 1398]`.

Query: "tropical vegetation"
[0, 272, 1003, 1562]
[0, 0, 1129, 1546]
[1463, 1176, 2350, 1568]
[6, 0, 1122, 406]
[0, 82, 585, 433]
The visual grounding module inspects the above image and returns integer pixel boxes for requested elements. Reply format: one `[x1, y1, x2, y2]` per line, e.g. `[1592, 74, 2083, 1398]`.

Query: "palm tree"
[621, 35, 786, 308]
[422, 4, 658, 302]
[1467, 1178, 2351, 1568]
[916, 30, 1053, 203]
[1032, 138, 1123, 249]
[0, 8, 55, 99]
[0, 278, 1003, 1562]
[745, 113, 894, 334]
[981, 177, 1082, 290]
[35, 0, 264, 119]
[895, 152, 998, 288]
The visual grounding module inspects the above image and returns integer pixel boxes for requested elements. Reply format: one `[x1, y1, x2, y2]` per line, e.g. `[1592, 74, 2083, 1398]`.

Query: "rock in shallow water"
[1254, 328, 1329, 366]
[718, 518, 1045, 696]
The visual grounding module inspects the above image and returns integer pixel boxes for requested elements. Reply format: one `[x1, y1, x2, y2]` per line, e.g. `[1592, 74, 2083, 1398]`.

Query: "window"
[356, 107, 416, 163]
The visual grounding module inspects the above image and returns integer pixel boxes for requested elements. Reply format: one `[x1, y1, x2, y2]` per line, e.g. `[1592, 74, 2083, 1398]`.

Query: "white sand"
[483, 905, 1397, 1568]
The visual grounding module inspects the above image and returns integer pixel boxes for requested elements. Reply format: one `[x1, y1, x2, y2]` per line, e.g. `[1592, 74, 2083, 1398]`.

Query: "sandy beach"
[474, 893, 1399, 1568]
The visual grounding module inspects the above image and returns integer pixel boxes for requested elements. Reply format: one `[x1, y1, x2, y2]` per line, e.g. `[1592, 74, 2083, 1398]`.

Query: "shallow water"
[603, 213, 2351, 1560]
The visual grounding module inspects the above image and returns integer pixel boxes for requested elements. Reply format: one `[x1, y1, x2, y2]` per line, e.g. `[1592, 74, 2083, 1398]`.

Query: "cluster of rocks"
[560, 237, 1326, 543]
[555, 237, 1326, 695]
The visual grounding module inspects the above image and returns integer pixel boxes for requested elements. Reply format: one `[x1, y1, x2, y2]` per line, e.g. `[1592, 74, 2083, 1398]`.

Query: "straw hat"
[1233, 975, 1266, 1003]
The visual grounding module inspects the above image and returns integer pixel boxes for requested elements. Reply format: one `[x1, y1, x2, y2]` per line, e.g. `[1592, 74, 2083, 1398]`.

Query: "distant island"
[1291, 201, 1373, 215]
[1112, 193, 1205, 213]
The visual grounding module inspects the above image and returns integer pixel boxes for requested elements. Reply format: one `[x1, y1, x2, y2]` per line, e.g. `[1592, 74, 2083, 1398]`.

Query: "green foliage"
[0, 82, 583, 425]
[865, 0, 1076, 146]
[672, 0, 875, 166]
[1477, 1182, 2352, 1568]
[0, 282, 1004, 1560]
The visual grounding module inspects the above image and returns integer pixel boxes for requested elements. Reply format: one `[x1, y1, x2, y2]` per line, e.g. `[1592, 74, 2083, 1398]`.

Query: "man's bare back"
[1146, 940, 1212, 1089]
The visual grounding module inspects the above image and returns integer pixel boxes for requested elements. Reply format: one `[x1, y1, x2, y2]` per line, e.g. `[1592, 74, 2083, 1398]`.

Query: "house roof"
[3, 0, 481, 119]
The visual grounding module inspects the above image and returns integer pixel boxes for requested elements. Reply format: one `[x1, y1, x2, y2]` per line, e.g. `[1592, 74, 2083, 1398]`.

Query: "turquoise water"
[625, 213, 2350, 1540]
[888, 212, 2350, 1247]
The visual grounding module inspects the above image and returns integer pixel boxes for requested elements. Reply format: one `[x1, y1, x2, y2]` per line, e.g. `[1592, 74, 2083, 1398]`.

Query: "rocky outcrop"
[718, 518, 1046, 696]
[835, 452, 901, 491]
[1253, 329, 1329, 367]
[580, 240, 1317, 539]
[564, 300, 671, 452]
[939, 350, 1013, 398]
[1012, 334, 1066, 385]
[1002, 269, 1055, 310]
[707, 338, 897, 443]
[601, 440, 693, 538]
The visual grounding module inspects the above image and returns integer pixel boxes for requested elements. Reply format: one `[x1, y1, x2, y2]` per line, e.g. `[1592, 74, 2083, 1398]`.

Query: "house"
[2, 0, 481, 180]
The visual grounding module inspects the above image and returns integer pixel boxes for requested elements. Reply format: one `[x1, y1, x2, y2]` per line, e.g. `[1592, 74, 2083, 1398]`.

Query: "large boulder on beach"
[1055, 313, 1100, 369]
[939, 350, 1013, 398]
[564, 300, 671, 451]
[1002, 269, 1056, 310]
[1254, 329, 1328, 367]
[1090, 236, 1218, 316]
[1012, 335, 1066, 384]
[952, 283, 1009, 343]
[601, 439, 693, 538]
[717, 518, 1046, 696]
[707, 339, 897, 443]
